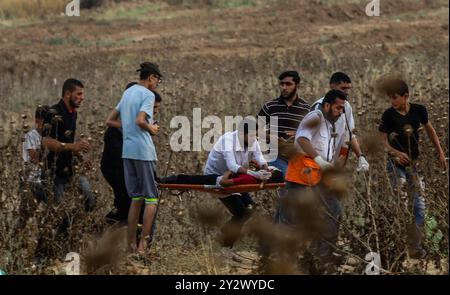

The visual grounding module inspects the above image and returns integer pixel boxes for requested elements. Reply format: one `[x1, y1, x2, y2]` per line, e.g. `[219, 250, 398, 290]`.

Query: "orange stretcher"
[157, 183, 286, 195]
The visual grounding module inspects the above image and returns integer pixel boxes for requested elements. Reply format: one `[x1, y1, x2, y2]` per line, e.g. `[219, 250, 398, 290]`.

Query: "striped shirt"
[257, 96, 310, 139]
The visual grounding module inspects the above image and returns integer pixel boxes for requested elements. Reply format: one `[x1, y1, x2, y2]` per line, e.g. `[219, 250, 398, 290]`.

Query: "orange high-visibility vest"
[285, 153, 322, 186]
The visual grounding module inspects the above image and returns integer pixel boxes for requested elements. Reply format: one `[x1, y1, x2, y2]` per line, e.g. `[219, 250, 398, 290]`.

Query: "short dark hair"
[330, 72, 351, 85]
[278, 71, 300, 84]
[125, 82, 138, 90]
[137, 62, 162, 80]
[35, 105, 49, 120]
[153, 91, 162, 103]
[382, 78, 409, 97]
[268, 169, 284, 183]
[323, 89, 348, 105]
[62, 78, 84, 97]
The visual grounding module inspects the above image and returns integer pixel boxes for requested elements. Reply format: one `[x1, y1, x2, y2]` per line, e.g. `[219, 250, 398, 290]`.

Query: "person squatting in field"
[204, 117, 271, 259]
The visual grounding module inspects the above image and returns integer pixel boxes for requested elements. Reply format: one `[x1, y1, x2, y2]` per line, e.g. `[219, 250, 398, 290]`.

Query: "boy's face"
[36, 118, 44, 130]
[389, 93, 408, 110]
[147, 74, 162, 91]
[153, 102, 161, 116]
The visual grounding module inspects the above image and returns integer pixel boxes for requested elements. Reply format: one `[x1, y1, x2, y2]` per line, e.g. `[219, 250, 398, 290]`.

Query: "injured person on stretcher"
[159, 166, 284, 188]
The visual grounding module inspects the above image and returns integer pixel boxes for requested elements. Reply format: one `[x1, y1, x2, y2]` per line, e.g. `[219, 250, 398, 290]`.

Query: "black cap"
[137, 62, 163, 77]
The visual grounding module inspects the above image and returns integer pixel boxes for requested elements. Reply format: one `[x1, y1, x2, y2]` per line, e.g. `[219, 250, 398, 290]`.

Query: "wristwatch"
[60, 142, 67, 149]
[359, 153, 366, 158]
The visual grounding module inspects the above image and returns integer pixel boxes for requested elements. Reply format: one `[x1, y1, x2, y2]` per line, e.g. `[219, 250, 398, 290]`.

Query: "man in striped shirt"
[257, 71, 310, 258]
[257, 70, 310, 176]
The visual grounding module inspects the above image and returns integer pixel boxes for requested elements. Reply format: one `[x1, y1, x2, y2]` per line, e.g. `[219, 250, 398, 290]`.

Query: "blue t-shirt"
[115, 84, 157, 161]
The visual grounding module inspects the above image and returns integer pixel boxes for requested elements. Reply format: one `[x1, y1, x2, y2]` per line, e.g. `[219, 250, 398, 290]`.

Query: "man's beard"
[281, 89, 297, 100]
[69, 97, 80, 108]
[325, 109, 338, 123]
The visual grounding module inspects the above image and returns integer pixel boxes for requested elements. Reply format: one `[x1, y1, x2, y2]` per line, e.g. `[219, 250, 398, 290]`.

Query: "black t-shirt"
[43, 99, 77, 178]
[100, 127, 124, 174]
[378, 103, 429, 161]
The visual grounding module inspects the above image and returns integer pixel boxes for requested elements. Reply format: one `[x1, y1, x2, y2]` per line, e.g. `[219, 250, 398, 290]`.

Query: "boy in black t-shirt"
[378, 79, 447, 258]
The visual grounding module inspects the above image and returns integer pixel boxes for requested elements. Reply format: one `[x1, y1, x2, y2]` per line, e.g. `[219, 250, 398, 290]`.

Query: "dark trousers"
[102, 169, 130, 221]
[159, 174, 220, 185]
[219, 193, 255, 248]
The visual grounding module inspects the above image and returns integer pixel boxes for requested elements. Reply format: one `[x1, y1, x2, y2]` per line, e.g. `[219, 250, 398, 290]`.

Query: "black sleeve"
[378, 110, 393, 133]
[42, 109, 57, 138]
[418, 104, 429, 125]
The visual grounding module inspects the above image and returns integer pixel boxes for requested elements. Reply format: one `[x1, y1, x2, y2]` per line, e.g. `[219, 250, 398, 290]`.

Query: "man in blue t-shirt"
[106, 62, 163, 253]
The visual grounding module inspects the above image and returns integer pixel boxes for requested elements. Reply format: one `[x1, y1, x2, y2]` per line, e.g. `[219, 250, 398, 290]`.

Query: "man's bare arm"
[219, 171, 235, 187]
[350, 137, 363, 157]
[424, 122, 447, 169]
[298, 137, 319, 159]
[379, 132, 410, 165]
[106, 109, 121, 129]
[42, 137, 89, 153]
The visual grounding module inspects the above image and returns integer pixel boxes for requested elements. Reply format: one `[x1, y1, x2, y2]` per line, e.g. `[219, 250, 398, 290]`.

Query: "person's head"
[382, 79, 409, 110]
[238, 117, 258, 148]
[267, 167, 284, 183]
[153, 91, 162, 116]
[278, 71, 300, 100]
[62, 78, 85, 109]
[137, 62, 163, 91]
[322, 89, 348, 123]
[329, 72, 352, 96]
[34, 105, 49, 130]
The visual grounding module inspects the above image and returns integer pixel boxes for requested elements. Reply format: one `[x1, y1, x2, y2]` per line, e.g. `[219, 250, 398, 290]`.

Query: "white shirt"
[204, 131, 267, 175]
[294, 110, 347, 163]
[311, 97, 355, 152]
[22, 129, 42, 183]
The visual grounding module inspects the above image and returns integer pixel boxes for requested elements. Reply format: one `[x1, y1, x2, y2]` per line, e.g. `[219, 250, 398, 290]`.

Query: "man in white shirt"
[311, 72, 369, 172]
[284, 89, 350, 272]
[204, 118, 270, 251]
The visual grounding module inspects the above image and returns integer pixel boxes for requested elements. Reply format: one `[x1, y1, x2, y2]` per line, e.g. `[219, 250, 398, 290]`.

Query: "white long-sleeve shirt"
[204, 130, 267, 175]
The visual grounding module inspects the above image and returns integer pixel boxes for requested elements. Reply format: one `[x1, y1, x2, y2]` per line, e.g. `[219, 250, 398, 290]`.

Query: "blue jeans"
[269, 157, 289, 176]
[387, 160, 425, 227]
[269, 157, 289, 224]
[387, 160, 425, 251]
[54, 175, 96, 212]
